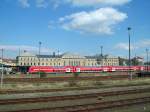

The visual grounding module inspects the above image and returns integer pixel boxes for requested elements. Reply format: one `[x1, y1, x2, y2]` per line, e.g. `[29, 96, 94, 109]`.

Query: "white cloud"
[139, 39, 150, 48]
[115, 39, 150, 51]
[115, 43, 135, 50]
[18, 0, 30, 8]
[36, 0, 48, 8]
[48, 20, 56, 29]
[18, 0, 60, 9]
[66, 0, 131, 7]
[17, 0, 132, 9]
[50, 0, 61, 9]
[59, 7, 127, 35]
[0, 45, 52, 53]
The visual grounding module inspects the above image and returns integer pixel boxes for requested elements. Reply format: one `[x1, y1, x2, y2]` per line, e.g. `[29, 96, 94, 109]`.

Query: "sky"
[0, 0, 150, 59]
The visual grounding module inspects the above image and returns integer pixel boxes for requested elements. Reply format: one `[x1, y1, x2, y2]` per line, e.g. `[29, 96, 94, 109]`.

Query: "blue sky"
[0, 0, 150, 59]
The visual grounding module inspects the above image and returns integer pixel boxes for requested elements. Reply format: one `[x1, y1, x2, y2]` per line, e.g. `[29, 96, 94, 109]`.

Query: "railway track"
[0, 87, 150, 105]
[0, 83, 149, 95]
[4, 75, 137, 83]
[6, 97, 150, 112]
[0, 87, 98, 94]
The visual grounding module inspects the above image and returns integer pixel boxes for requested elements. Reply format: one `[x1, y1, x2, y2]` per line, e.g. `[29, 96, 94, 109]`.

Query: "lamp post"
[39, 42, 42, 78]
[0, 49, 4, 88]
[100, 46, 103, 57]
[127, 27, 132, 80]
[146, 48, 149, 71]
[100, 46, 103, 67]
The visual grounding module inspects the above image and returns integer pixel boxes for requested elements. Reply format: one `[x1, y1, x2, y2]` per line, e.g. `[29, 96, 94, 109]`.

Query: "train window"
[76, 68, 80, 72]
[66, 68, 70, 72]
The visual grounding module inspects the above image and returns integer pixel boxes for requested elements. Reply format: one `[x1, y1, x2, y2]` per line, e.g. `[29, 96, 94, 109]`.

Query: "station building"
[17, 52, 98, 67]
[16, 52, 119, 67]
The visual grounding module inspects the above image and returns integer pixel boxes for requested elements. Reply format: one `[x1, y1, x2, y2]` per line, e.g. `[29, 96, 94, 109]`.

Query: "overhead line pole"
[146, 49, 149, 71]
[1, 49, 4, 88]
[100, 46, 103, 67]
[128, 27, 132, 80]
[100, 46, 103, 57]
[39, 42, 42, 78]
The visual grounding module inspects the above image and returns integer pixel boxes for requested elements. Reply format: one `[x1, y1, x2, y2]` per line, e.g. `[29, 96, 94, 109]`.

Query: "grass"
[101, 103, 150, 112]
[0, 78, 150, 91]
[4, 72, 123, 78]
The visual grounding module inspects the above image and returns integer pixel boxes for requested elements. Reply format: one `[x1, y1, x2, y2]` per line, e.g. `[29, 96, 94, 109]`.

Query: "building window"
[64, 61, 66, 66]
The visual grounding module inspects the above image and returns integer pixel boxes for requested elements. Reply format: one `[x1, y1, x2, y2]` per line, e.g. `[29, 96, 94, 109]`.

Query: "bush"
[73, 72, 80, 78]
[39, 71, 47, 78]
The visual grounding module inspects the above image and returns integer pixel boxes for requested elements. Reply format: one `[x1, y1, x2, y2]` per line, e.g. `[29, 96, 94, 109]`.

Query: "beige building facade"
[0, 58, 16, 66]
[16, 52, 119, 67]
[101, 55, 119, 66]
[17, 53, 98, 67]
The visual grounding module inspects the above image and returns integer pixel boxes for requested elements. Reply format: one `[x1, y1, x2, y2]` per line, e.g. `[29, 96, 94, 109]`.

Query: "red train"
[28, 66, 149, 73]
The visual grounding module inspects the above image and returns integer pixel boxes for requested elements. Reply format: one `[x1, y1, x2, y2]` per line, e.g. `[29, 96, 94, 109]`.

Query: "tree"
[96, 55, 103, 65]
[131, 58, 141, 66]
[96, 54, 108, 65]
[118, 57, 128, 66]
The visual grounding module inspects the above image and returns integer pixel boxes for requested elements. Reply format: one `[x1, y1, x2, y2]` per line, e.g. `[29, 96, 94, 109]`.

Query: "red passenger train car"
[28, 66, 148, 73]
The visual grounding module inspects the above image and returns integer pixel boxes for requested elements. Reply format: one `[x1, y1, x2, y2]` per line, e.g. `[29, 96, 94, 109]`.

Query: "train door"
[111, 67, 116, 72]
[103, 67, 108, 72]
[76, 68, 80, 73]
[66, 68, 71, 72]
[140, 67, 144, 71]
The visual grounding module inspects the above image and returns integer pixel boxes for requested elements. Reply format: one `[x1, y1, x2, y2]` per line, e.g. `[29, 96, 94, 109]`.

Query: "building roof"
[85, 56, 97, 59]
[62, 53, 85, 59]
[36, 55, 62, 58]
[20, 52, 35, 57]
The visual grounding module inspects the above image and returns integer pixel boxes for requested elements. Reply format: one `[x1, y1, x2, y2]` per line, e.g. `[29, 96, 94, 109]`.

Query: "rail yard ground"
[4, 72, 132, 78]
[0, 73, 150, 112]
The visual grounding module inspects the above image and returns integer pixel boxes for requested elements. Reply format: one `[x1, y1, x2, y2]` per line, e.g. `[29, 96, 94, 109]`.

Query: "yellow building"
[17, 52, 98, 67]
[0, 58, 16, 66]
[16, 52, 119, 67]
[101, 55, 119, 66]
